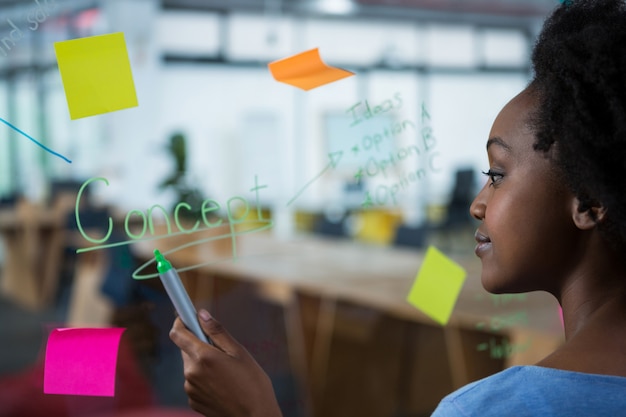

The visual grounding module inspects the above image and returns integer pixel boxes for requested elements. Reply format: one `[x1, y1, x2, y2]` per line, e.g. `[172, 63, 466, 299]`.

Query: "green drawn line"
[286, 164, 332, 206]
[286, 151, 343, 207]
[132, 220, 274, 280]
[0, 116, 71, 163]
[76, 219, 272, 253]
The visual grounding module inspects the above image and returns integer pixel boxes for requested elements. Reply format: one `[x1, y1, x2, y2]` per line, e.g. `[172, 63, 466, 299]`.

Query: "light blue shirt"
[431, 365, 626, 416]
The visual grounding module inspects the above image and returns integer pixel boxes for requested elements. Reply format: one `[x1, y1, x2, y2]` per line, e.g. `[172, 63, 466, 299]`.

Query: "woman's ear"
[571, 197, 607, 230]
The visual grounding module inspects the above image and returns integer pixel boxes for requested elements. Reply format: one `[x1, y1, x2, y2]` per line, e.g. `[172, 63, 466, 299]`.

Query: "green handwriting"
[75, 175, 269, 254]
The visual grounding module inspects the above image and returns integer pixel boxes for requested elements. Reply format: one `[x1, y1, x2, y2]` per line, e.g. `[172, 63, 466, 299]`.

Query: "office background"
[0, 1, 563, 416]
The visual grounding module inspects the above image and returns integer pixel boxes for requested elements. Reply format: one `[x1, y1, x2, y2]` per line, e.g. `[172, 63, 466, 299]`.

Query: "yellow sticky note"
[407, 246, 466, 326]
[268, 48, 354, 91]
[54, 32, 138, 120]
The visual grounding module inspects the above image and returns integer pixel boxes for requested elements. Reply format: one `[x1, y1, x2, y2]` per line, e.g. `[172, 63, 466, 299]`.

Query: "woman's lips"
[474, 230, 491, 256]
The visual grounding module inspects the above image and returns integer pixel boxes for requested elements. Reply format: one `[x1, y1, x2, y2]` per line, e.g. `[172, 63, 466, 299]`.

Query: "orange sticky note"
[54, 32, 138, 119]
[406, 246, 466, 326]
[44, 327, 126, 396]
[268, 48, 354, 91]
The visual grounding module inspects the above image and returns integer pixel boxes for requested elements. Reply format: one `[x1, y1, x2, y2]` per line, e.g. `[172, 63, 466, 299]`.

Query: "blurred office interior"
[0, 1, 565, 416]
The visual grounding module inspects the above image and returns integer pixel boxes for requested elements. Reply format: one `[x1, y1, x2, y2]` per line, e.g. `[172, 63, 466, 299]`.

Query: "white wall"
[0, 3, 533, 228]
[149, 11, 530, 221]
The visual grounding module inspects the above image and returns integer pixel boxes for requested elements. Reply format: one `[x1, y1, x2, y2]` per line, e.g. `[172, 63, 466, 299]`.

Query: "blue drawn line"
[0, 117, 72, 163]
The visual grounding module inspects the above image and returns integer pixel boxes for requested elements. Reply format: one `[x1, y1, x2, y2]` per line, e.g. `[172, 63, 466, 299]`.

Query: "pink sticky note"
[44, 327, 126, 396]
[558, 306, 564, 328]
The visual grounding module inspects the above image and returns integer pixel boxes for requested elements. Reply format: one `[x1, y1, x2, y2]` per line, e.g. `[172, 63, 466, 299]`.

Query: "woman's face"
[470, 88, 579, 294]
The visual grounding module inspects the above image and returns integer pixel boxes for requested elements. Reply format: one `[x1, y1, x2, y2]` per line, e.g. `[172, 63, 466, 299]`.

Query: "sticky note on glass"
[54, 32, 138, 119]
[406, 246, 466, 326]
[268, 48, 354, 91]
[44, 327, 126, 396]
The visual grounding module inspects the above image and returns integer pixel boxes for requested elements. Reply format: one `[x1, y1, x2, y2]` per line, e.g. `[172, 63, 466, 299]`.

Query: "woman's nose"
[470, 183, 488, 221]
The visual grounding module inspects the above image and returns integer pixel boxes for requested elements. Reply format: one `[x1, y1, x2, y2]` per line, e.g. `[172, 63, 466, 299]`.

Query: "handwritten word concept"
[74, 175, 273, 279]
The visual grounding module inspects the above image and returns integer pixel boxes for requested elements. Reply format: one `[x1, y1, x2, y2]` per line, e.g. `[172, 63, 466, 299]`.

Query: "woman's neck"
[559, 273, 626, 340]
[538, 247, 626, 376]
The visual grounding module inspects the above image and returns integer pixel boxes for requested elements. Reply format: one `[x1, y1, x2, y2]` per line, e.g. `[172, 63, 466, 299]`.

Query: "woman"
[170, 1, 626, 415]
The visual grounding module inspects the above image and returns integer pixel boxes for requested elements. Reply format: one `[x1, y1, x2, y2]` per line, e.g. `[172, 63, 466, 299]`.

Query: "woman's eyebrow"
[486, 136, 512, 152]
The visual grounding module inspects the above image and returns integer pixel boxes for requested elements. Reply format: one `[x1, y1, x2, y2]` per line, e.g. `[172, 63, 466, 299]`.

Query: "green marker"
[155, 249, 211, 344]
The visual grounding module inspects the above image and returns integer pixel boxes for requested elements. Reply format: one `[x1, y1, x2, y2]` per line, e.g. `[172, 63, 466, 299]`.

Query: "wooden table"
[0, 203, 66, 310]
[133, 227, 562, 332]
[130, 226, 564, 417]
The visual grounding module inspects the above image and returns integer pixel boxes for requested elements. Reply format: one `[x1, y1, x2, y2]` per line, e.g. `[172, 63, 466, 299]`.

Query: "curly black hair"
[530, 0, 626, 254]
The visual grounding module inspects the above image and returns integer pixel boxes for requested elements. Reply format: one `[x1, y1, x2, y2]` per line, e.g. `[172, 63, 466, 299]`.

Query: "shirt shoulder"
[430, 365, 626, 417]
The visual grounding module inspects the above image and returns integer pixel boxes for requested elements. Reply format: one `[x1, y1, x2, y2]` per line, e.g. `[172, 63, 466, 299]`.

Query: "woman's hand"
[169, 309, 283, 417]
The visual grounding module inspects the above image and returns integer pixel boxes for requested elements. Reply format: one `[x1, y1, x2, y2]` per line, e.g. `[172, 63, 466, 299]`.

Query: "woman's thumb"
[197, 309, 237, 353]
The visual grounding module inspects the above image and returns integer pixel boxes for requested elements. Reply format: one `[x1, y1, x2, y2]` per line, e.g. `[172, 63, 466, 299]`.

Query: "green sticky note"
[407, 246, 466, 326]
[54, 32, 138, 120]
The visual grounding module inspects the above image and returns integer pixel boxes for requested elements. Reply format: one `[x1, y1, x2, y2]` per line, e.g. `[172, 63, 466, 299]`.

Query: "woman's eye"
[481, 169, 504, 187]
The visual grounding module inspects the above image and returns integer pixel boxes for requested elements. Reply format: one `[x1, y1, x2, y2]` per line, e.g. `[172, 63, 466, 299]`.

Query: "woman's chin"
[481, 272, 533, 294]
[480, 272, 511, 294]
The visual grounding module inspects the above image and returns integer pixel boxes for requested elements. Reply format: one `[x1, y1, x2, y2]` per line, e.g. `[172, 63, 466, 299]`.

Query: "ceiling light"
[311, 0, 357, 15]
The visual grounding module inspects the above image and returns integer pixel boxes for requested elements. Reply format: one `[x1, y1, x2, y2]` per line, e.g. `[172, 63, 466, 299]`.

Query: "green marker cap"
[154, 249, 172, 274]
